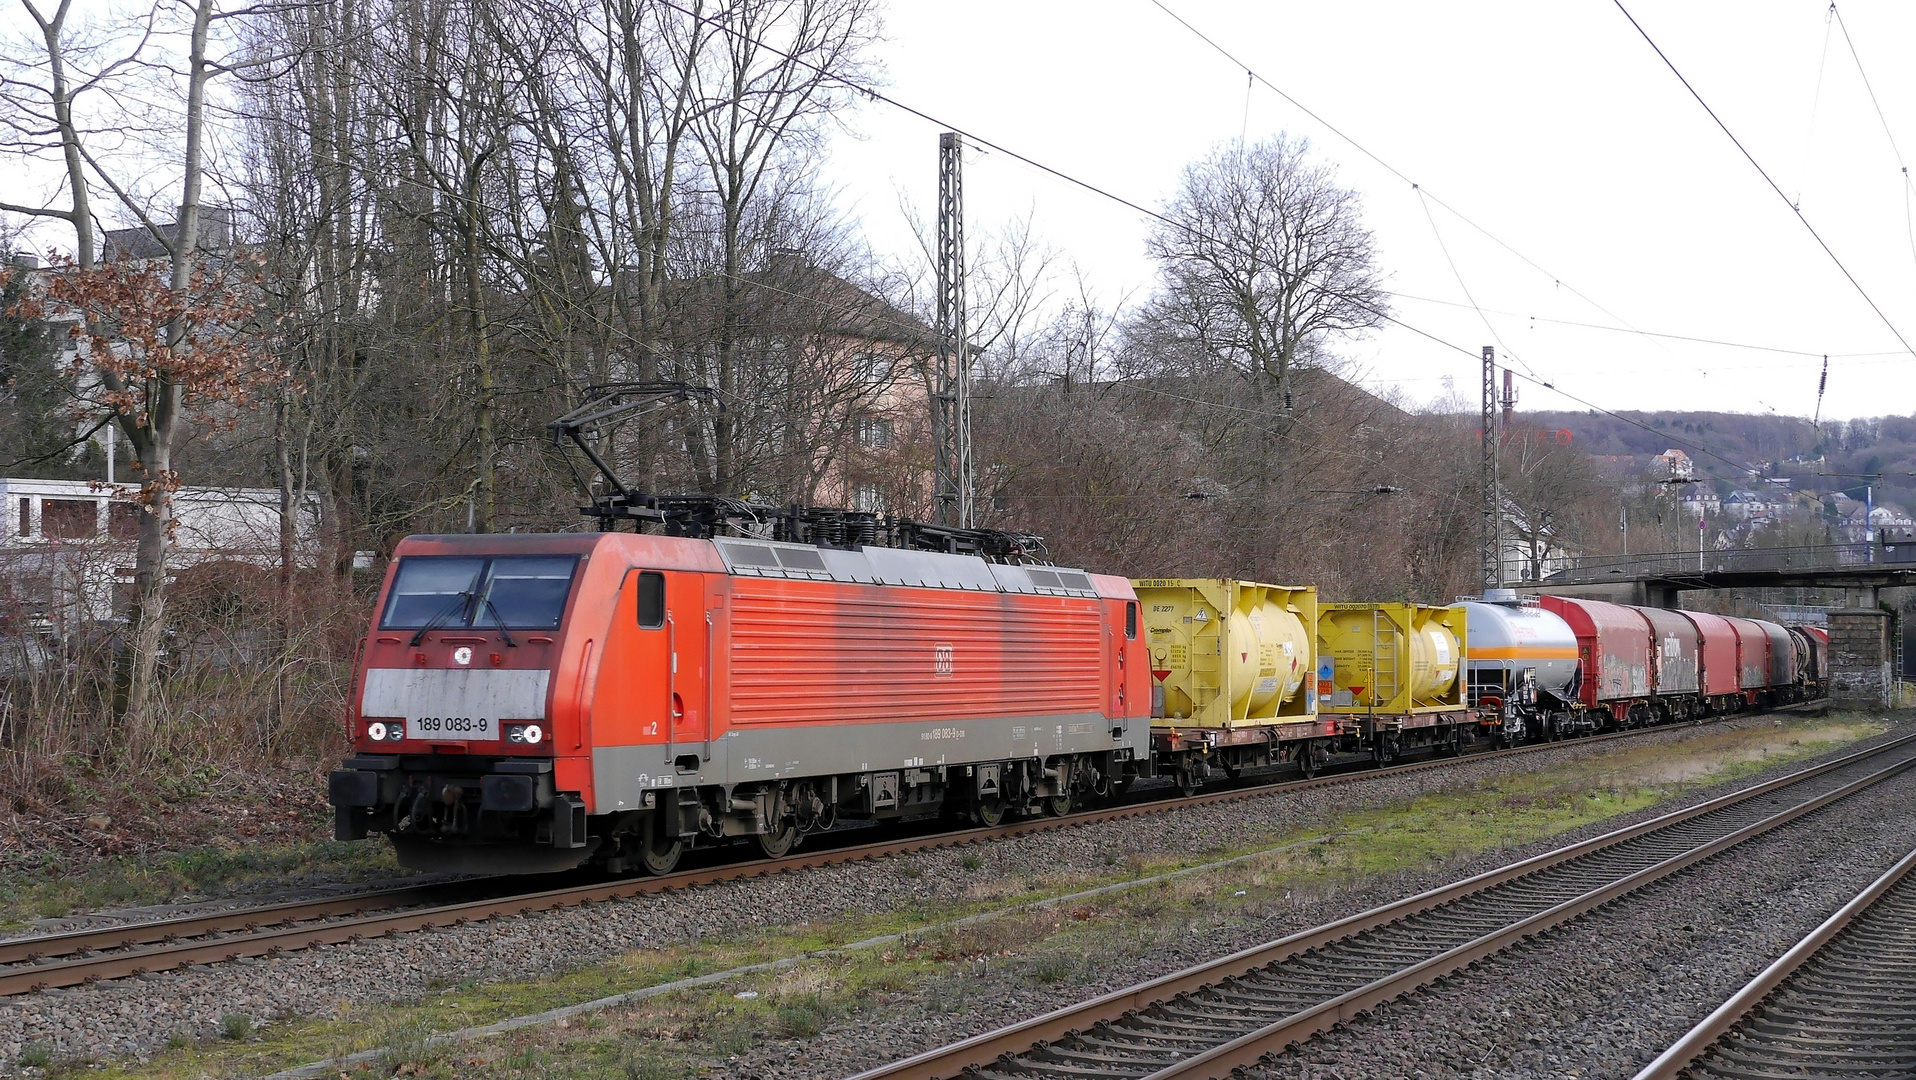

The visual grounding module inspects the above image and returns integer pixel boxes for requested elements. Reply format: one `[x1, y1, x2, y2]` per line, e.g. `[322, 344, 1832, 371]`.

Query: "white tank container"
[1461, 597, 1579, 700]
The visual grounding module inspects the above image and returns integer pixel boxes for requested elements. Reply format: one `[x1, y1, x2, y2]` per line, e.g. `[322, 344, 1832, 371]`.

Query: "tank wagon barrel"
[1318, 602, 1473, 763]
[1132, 579, 1323, 789]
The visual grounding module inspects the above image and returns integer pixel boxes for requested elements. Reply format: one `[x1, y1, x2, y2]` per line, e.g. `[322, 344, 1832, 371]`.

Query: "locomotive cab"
[330, 536, 605, 874]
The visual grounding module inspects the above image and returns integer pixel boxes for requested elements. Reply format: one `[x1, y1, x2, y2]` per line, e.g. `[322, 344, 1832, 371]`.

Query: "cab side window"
[1125, 601, 1138, 640]
[637, 571, 666, 628]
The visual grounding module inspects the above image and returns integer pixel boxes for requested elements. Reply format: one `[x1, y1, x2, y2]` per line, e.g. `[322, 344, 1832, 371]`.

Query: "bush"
[219, 1013, 252, 1041]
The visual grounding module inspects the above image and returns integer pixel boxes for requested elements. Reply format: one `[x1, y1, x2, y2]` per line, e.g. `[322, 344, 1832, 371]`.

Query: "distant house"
[101, 207, 235, 262]
[1678, 483, 1720, 516]
[657, 252, 946, 516]
[1654, 448, 1694, 481]
[1, 477, 319, 633]
[1722, 490, 1776, 521]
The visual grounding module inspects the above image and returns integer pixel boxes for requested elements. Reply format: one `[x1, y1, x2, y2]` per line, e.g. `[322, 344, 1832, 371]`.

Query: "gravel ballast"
[1248, 751, 1916, 1079]
[0, 712, 1892, 1072]
[703, 717, 1916, 1080]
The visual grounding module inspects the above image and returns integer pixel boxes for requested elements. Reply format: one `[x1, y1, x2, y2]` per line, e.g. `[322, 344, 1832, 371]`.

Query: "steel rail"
[1634, 843, 1916, 1080]
[845, 730, 1916, 1080]
[0, 704, 1817, 995]
[0, 883, 455, 967]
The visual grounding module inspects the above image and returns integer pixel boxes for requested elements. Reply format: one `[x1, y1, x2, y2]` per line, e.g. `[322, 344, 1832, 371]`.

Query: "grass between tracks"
[0, 839, 403, 932]
[24, 713, 1890, 1080]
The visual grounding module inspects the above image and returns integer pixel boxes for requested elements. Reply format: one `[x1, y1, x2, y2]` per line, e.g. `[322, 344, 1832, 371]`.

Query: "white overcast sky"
[6, 1, 1914, 423]
[823, 1, 1916, 422]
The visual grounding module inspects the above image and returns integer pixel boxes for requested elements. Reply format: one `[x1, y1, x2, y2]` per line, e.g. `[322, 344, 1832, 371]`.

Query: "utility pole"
[1482, 346, 1503, 589]
[933, 132, 972, 527]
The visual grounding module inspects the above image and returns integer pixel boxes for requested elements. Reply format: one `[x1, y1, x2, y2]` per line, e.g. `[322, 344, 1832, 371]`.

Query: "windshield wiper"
[481, 596, 519, 648]
[409, 591, 474, 648]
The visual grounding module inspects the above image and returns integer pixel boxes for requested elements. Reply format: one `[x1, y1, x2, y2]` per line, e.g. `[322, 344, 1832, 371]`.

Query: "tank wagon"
[1132, 579, 1322, 788]
[1460, 591, 1580, 743]
[1317, 603, 1472, 762]
[330, 529, 1150, 875]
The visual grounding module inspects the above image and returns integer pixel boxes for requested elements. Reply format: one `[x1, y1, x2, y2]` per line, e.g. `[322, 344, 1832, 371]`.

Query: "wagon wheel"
[755, 816, 800, 859]
[638, 817, 684, 876]
[1444, 725, 1464, 757]
[973, 794, 1007, 828]
[1297, 742, 1321, 779]
[1176, 764, 1201, 798]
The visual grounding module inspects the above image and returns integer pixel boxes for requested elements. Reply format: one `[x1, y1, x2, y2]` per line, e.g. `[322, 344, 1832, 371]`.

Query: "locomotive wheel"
[638, 824, 683, 876]
[1045, 791, 1074, 817]
[756, 817, 800, 859]
[973, 795, 1007, 827]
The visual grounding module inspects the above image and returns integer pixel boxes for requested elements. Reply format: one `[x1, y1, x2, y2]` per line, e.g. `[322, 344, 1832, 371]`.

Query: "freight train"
[325, 501, 1825, 877]
[1464, 589, 1824, 743]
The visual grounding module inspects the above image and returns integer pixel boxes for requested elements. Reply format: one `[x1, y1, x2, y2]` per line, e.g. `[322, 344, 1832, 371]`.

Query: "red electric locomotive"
[329, 527, 1151, 875]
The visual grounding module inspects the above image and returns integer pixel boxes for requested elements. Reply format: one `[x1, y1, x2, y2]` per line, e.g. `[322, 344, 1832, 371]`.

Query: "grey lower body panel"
[590, 712, 1148, 814]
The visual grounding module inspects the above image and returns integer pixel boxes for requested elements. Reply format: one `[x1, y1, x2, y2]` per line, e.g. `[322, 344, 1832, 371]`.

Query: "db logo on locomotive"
[933, 643, 955, 678]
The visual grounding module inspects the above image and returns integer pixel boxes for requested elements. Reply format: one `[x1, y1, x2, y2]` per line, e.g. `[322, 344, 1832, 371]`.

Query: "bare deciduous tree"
[1140, 135, 1387, 429]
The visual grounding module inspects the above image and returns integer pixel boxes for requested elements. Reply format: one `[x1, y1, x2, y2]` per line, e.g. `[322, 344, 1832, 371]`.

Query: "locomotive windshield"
[380, 555, 580, 630]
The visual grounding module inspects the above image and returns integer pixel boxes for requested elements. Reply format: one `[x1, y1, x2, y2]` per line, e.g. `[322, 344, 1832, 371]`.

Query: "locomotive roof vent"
[712, 535, 1097, 597]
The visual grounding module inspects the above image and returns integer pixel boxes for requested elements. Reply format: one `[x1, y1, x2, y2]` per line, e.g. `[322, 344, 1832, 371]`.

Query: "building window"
[853, 482, 884, 513]
[42, 499, 99, 539]
[15, 498, 28, 536]
[109, 503, 141, 540]
[856, 415, 892, 449]
[855, 352, 890, 384]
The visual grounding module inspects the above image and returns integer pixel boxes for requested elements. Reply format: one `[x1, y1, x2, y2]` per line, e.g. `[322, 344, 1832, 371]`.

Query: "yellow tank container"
[1317, 603, 1467, 714]
[1131, 579, 1317, 727]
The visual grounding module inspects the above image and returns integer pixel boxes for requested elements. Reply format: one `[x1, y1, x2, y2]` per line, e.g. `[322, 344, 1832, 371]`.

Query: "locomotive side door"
[660, 571, 710, 774]
[601, 569, 708, 775]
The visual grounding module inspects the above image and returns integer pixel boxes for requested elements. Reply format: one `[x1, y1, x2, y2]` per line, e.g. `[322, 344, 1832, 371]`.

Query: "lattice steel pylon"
[1481, 345, 1503, 589]
[933, 132, 972, 528]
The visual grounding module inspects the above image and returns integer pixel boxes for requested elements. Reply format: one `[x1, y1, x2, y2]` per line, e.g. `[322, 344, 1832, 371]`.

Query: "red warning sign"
[1152, 668, 1171, 681]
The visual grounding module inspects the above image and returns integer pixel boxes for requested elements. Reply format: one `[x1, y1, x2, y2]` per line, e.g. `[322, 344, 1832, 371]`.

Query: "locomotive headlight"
[366, 721, 389, 741]
[506, 723, 544, 744]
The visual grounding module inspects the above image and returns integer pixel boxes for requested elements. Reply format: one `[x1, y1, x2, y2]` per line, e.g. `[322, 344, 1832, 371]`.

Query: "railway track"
[1635, 843, 1916, 1080]
[0, 707, 1817, 998]
[845, 729, 1916, 1080]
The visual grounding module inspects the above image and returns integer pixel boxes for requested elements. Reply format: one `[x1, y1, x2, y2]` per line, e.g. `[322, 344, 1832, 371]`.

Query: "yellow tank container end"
[1131, 579, 1318, 728]
[1317, 603, 1468, 715]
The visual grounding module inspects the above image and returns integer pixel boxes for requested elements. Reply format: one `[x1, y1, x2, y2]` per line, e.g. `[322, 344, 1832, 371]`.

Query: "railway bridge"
[1512, 542, 1916, 707]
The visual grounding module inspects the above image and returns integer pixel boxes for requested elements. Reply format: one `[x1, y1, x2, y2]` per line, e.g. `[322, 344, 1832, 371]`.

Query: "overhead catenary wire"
[647, 0, 1810, 484]
[1827, 2, 1916, 280]
[1792, 3, 1836, 211]
[1145, 0, 1684, 372]
[1612, 0, 1916, 360]
[1414, 185, 1537, 380]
